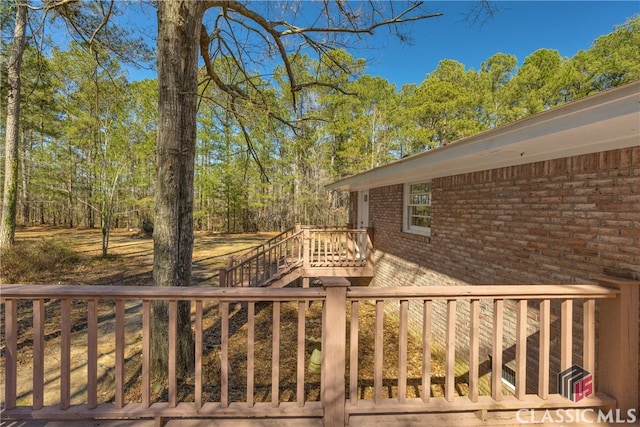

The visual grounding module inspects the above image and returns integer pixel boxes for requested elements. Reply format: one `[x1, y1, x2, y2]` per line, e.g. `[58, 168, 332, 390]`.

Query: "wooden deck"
[219, 226, 374, 288]
[2, 276, 637, 426]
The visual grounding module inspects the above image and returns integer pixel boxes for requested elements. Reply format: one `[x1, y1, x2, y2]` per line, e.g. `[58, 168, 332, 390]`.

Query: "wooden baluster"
[347, 231, 354, 263]
[219, 268, 227, 288]
[298, 232, 302, 264]
[272, 301, 281, 407]
[422, 300, 432, 403]
[24, 299, 43, 410]
[297, 300, 306, 406]
[60, 299, 71, 410]
[469, 299, 479, 402]
[220, 301, 229, 408]
[227, 256, 234, 287]
[561, 299, 573, 371]
[142, 300, 151, 408]
[255, 255, 259, 286]
[195, 300, 203, 409]
[247, 302, 255, 407]
[115, 299, 125, 409]
[168, 300, 177, 408]
[515, 299, 527, 400]
[4, 299, 17, 410]
[350, 300, 360, 405]
[491, 299, 504, 401]
[323, 232, 328, 263]
[324, 232, 328, 264]
[344, 232, 348, 263]
[87, 299, 98, 409]
[398, 300, 409, 403]
[445, 299, 456, 402]
[33, 299, 45, 410]
[538, 299, 550, 399]
[583, 298, 596, 374]
[374, 300, 384, 403]
[304, 228, 311, 269]
[268, 245, 272, 279]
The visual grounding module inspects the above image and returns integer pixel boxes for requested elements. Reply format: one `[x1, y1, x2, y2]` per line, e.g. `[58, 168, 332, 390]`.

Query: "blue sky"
[350, 1, 639, 88]
[119, 1, 638, 88]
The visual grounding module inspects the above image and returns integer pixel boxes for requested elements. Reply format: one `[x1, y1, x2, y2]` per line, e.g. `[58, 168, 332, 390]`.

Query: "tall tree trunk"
[20, 132, 30, 225]
[0, 1, 27, 249]
[152, 0, 204, 382]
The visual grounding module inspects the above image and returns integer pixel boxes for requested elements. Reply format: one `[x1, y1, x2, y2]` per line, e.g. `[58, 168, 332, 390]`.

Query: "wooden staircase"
[219, 226, 374, 288]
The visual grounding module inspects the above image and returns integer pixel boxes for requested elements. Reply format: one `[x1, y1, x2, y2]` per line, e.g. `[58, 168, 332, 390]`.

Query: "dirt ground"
[3, 226, 275, 287]
[0, 226, 453, 409]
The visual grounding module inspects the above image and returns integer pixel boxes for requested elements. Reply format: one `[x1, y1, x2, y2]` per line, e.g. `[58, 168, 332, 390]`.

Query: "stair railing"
[220, 229, 305, 287]
[220, 225, 371, 288]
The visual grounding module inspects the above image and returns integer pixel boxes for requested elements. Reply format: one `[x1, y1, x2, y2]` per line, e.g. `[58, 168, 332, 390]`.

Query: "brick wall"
[364, 147, 640, 394]
[369, 147, 639, 284]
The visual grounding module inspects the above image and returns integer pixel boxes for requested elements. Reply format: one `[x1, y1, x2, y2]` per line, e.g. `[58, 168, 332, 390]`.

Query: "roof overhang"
[327, 81, 640, 192]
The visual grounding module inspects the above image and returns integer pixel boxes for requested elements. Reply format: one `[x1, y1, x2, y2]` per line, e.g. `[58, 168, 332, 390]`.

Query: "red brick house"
[327, 80, 640, 410]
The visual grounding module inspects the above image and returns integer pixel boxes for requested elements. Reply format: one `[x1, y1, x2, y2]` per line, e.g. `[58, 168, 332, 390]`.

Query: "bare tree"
[153, 0, 444, 381]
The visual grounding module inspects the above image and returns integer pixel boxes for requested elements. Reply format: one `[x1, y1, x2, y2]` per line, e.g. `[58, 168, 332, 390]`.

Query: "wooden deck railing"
[220, 226, 373, 288]
[1, 284, 327, 423]
[306, 228, 370, 268]
[227, 227, 299, 270]
[221, 230, 305, 287]
[1, 278, 637, 426]
[342, 283, 625, 424]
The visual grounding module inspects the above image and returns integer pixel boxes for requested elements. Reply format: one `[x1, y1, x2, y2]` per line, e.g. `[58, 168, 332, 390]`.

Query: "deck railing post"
[347, 230, 355, 262]
[596, 276, 639, 414]
[365, 227, 374, 265]
[303, 226, 311, 270]
[321, 276, 349, 427]
[219, 268, 227, 287]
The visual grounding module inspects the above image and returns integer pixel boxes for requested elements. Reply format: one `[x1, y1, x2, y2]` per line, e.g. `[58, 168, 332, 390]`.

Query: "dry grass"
[0, 238, 82, 283]
[118, 298, 454, 405]
[1, 226, 469, 408]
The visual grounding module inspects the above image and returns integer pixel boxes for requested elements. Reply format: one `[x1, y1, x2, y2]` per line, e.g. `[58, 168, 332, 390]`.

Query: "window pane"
[407, 181, 432, 232]
[412, 205, 431, 216]
[411, 215, 431, 228]
[410, 193, 431, 205]
[410, 183, 431, 194]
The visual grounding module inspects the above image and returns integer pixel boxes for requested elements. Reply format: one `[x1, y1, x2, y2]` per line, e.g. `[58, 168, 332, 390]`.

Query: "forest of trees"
[1, 0, 638, 386]
[2, 9, 639, 238]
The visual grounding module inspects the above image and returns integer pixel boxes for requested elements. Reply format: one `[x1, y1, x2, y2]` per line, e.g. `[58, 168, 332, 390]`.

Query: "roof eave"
[327, 81, 640, 192]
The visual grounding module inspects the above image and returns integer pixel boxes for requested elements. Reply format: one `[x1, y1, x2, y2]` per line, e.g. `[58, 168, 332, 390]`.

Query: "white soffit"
[327, 81, 640, 192]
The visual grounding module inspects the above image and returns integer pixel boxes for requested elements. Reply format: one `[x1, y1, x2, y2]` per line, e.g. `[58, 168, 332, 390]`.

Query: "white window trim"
[403, 181, 432, 237]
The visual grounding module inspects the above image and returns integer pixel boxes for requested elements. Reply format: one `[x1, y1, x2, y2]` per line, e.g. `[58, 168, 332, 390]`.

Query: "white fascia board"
[327, 81, 640, 192]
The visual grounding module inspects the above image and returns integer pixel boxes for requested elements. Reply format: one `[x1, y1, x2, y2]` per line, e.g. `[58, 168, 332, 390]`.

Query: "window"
[404, 182, 432, 236]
